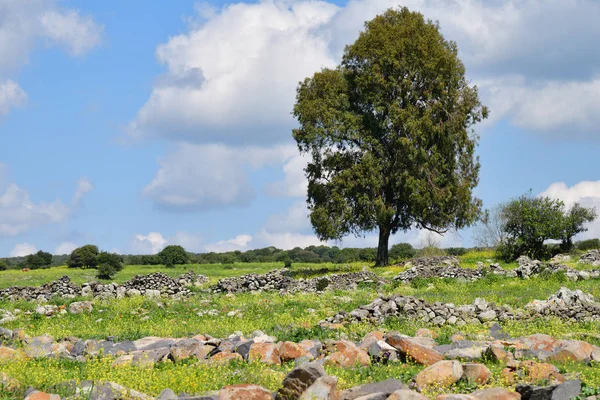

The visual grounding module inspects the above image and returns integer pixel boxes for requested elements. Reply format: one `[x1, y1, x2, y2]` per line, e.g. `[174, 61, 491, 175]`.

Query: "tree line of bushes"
[474, 192, 598, 261]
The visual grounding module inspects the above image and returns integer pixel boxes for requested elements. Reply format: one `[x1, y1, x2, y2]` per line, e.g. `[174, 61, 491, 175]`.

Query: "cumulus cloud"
[264, 153, 308, 197]
[54, 241, 77, 255]
[204, 234, 253, 252]
[0, 184, 70, 236]
[10, 243, 37, 257]
[132, 232, 167, 254]
[128, 0, 338, 144]
[144, 143, 295, 211]
[38, 9, 102, 56]
[264, 201, 311, 234]
[540, 181, 600, 239]
[0, 80, 27, 115]
[73, 177, 93, 205]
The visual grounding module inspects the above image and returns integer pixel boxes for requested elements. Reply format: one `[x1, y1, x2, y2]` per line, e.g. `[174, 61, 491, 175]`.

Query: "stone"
[279, 341, 308, 362]
[387, 335, 443, 366]
[471, 388, 521, 400]
[169, 339, 203, 361]
[415, 329, 438, 339]
[0, 372, 20, 391]
[339, 378, 405, 400]
[484, 345, 515, 364]
[248, 342, 281, 365]
[521, 361, 563, 383]
[478, 310, 498, 322]
[23, 391, 61, 400]
[516, 380, 581, 400]
[325, 346, 370, 368]
[299, 376, 339, 400]
[218, 384, 272, 400]
[69, 301, 93, 314]
[0, 346, 17, 361]
[548, 340, 597, 363]
[463, 363, 492, 385]
[414, 360, 464, 390]
[210, 351, 243, 364]
[157, 388, 178, 400]
[387, 390, 429, 400]
[276, 362, 327, 400]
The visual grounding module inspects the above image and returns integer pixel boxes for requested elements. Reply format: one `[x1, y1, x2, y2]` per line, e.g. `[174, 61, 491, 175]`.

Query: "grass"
[2, 251, 600, 397]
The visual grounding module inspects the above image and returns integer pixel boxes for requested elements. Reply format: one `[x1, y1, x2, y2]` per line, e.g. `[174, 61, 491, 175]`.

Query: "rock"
[0, 345, 17, 360]
[387, 335, 443, 366]
[69, 301, 93, 314]
[339, 378, 405, 400]
[471, 388, 521, 400]
[521, 361, 563, 383]
[415, 329, 438, 339]
[299, 376, 338, 400]
[325, 345, 370, 368]
[484, 345, 515, 364]
[548, 340, 597, 363]
[218, 384, 272, 400]
[0, 372, 20, 391]
[478, 310, 498, 322]
[23, 391, 61, 400]
[210, 351, 243, 364]
[170, 339, 204, 361]
[276, 362, 327, 400]
[157, 388, 178, 400]
[463, 363, 492, 385]
[279, 341, 308, 362]
[248, 342, 281, 365]
[414, 360, 464, 390]
[387, 390, 429, 400]
[516, 380, 581, 400]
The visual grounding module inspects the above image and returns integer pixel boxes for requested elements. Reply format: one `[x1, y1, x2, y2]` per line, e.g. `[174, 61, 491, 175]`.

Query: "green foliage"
[96, 263, 117, 280]
[578, 239, 600, 251]
[292, 8, 487, 266]
[445, 247, 468, 256]
[26, 251, 53, 269]
[389, 243, 416, 262]
[283, 259, 292, 268]
[158, 245, 188, 267]
[498, 193, 597, 261]
[68, 245, 99, 269]
[0, 260, 7, 271]
[97, 252, 124, 272]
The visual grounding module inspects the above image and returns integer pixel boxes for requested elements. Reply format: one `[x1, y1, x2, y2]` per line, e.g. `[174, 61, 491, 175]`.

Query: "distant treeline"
[1, 238, 598, 271]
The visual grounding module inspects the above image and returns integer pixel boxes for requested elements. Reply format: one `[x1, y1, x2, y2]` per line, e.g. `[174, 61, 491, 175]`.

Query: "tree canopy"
[68, 245, 99, 269]
[158, 245, 188, 267]
[26, 251, 53, 269]
[292, 7, 488, 265]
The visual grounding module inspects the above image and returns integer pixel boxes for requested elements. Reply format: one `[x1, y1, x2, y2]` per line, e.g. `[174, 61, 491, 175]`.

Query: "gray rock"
[276, 362, 327, 400]
[516, 380, 581, 400]
[340, 378, 406, 400]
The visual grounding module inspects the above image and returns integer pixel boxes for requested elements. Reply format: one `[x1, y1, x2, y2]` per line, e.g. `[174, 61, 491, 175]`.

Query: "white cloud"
[38, 9, 102, 56]
[54, 241, 77, 255]
[539, 181, 600, 240]
[10, 243, 37, 257]
[265, 153, 308, 197]
[132, 232, 167, 254]
[204, 234, 253, 252]
[0, 183, 70, 236]
[73, 177, 93, 205]
[0, 80, 27, 115]
[251, 230, 322, 249]
[128, 0, 338, 144]
[144, 143, 295, 211]
[264, 201, 311, 233]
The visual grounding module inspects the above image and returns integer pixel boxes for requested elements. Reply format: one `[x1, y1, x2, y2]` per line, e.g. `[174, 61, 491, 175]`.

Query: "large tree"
[292, 8, 488, 265]
[68, 245, 99, 269]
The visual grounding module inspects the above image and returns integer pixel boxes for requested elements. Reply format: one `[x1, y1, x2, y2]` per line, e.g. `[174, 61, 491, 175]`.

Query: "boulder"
[218, 384, 272, 400]
[414, 360, 464, 390]
[548, 340, 597, 363]
[516, 380, 581, 400]
[0, 372, 20, 391]
[279, 341, 308, 362]
[23, 391, 61, 400]
[0, 345, 17, 361]
[69, 301, 93, 314]
[462, 363, 492, 385]
[387, 390, 429, 400]
[210, 351, 243, 364]
[339, 378, 405, 400]
[325, 346, 370, 368]
[248, 342, 281, 365]
[299, 376, 339, 400]
[276, 362, 327, 400]
[471, 388, 521, 400]
[387, 335, 443, 366]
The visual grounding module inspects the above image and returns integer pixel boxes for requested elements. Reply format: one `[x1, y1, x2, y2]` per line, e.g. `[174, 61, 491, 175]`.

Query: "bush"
[284, 259, 292, 268]
[96, 263, 117, 280]
[158, 245, 188, 266]
[68, 245, 99, 269]
[26, 251, 53, 269]
[0, 260, 7, 271]
[577, 238, 600, 251]
[96, 252, 123, 272]
[445, 247, 468, 256]
[389, 243, 416, 261]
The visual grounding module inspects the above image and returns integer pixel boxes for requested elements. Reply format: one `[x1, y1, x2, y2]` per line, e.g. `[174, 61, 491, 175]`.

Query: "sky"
[0, 0, 599, 257]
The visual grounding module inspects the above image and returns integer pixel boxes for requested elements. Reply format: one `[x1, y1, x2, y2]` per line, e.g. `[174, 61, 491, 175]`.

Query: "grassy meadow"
[1, 250, 600, 398]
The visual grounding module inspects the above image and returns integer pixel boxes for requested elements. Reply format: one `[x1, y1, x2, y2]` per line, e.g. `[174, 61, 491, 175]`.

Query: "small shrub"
[315, 278, 329, 291]
[578, 239, 600, 251]
[96, 263, 117, 280]
[445, 247, 468, 256]
[0, 260, 7, 271]
[284, 259, 292, 268]
[389, 243, 416, 261]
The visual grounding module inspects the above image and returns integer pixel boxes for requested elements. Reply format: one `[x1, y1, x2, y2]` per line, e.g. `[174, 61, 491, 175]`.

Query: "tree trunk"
[376, 225, 391, 267]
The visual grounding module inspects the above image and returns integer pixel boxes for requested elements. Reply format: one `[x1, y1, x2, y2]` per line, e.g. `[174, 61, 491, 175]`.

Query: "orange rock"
[463, 363, 492, 385]
[471, 387, 521, 400]
[416, 328, 439, 339]
[24, 391, 61, 400]
[248, 342, 281, 365]
[484, 345, 515, 364]
[333, 340, 357, 353]
[387, 335, 444, 366]
[450, 334, 466, 342]
[414, 360, 463, 390]
[548, 340, 597, 363]
[389, 389, 429, 399]
[218, 384, 272, 400]
[0, 346, 16, 360]
[324, 347, 370, 367]
[279, 341, 307, 362]
[518, 334, 559, 352]
[500, 368, 517, 385]
[192, 334, 207, 341]
[211, 351, 243, 364]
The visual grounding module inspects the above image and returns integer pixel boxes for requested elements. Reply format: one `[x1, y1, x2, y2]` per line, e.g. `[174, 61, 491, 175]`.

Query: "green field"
[1, 251, 600, 398]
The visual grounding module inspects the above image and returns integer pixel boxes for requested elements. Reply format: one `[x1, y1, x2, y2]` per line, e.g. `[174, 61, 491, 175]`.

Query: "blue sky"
[0, 0, 599, 257]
